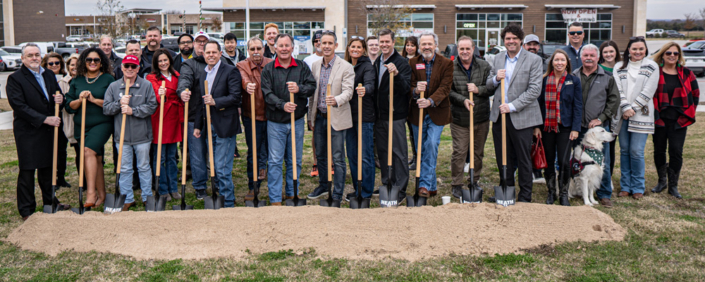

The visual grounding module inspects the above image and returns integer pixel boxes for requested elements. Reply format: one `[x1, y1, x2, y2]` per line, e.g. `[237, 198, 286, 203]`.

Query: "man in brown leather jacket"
[236, 36, 274, 201]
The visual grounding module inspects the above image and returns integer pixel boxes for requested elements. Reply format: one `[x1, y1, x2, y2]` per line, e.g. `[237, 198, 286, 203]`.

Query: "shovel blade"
[43, 205, 55, 214]
[493, 185, 516, 206]
[406, 195, 427, 207]
[245, 199, 267, 208]
[172, 204, 194, 210]
[145, 196, 156, 212]
[214, 195, 225, 209]
[379, 186, 400, 208]
[156, 195, 168, 211]
[349, 197, 371, 209]
[461, 187, 483, 204]
[71, 206, 86, 215]
[203, 197, 215, 210]
[319, 198, 341, 208]
[285, 198, 307, 207]
[103, 193, 115, 212]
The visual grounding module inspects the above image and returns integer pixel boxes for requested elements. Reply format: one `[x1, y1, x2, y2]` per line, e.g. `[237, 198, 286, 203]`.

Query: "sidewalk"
[0, 111, 12, 130]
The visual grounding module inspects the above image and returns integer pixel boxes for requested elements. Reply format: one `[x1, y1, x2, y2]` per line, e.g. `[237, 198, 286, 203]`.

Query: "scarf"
[543, 72, 567, 133]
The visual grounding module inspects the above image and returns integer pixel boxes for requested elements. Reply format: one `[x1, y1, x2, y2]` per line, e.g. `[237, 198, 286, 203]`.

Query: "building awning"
[366, 5, 436, 10]
[204, 7, 326, 12]
[455, 5, 528, 10]
[117, 8, 162, 14]
[544, 4, 620, 10]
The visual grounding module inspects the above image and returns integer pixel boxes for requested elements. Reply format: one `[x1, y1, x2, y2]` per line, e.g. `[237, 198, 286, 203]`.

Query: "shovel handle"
[326, 84, 332, 180]
[204, 81, 215, 178]
[156, 81, 166, 176]
[387, 73, 393, 166]
[79, 97, 87, 187]
[500, 78, 506, 166]
[469, 91, 474, 169]
[290, 92, 298, 180]
[116, 79, 130, 174]
[181, 94, 189, 185]
[52, 92, 60, 186]
[415, 91, 423, 178]
[357, 83, 362, 181]
[250, 83, 257, 178]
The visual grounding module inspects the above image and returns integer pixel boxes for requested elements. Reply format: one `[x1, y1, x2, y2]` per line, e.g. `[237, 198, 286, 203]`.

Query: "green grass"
[0, 112, 704, 280]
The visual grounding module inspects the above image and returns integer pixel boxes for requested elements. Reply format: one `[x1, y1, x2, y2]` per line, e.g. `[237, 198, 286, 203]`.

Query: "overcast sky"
[65, 0, 697, 20]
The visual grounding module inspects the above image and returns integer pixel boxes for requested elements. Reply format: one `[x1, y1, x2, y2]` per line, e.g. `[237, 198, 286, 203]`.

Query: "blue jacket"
[561, 44, 584, 72]
[537, 73, 583, 132]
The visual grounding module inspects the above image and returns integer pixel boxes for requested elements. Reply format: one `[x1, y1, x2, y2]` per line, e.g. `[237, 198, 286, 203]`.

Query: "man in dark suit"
[6, 43, 71, 220]
[183, 40, 242, 207]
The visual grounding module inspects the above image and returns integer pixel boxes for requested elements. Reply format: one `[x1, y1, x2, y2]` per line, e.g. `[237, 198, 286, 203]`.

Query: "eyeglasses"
[665, 51, 680, 56]
[123, 64, 139, 69]
[629, 36, 645, 41]
[47, 62, 61, 66]
[85, 58, 101, 64]
[568, 31, 584, 36]
[248, 46, 263, 51]
[195, 40, 208, 45]
[351, 36, 365, 40]
[179, 41, 193, 45]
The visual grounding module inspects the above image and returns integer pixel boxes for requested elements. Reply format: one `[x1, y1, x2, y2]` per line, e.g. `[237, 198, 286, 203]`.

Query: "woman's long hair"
[401, 36, 418, 58]
[41, 52, 66, 76]
[344, 37, 367, 64]
[544, 49, 572, 78]
[619, 37, 648, 70]
[76, 47, 113, 77]
[651, 42, 685, 67]
[598, 40, 621, 64]
[150, 48, 178, 78]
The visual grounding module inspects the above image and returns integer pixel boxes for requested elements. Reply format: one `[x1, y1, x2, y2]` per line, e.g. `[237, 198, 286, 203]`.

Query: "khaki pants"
[450, 121, 490, 186]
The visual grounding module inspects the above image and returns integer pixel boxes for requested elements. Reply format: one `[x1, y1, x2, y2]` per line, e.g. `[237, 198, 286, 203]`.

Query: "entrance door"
[486, 28, 502, 49]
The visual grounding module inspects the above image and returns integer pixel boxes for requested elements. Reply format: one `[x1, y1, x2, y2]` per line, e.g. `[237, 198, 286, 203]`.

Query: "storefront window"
[367, 13, 434, 49]
[544, 13, 612, 45]
[456, 13, 523, 51]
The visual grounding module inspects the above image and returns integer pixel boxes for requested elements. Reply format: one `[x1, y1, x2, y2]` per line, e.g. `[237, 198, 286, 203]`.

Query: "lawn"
[0, 112, 704, 281]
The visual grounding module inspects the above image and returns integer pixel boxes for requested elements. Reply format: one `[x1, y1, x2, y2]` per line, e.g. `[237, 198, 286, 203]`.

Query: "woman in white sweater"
[611, 37, 659, 200]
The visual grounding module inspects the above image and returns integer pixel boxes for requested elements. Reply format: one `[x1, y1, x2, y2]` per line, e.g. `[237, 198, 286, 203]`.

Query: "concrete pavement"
[0, 111, 12, 130]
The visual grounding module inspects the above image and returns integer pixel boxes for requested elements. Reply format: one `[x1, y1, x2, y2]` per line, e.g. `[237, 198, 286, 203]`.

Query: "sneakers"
[345, 192, 356, 202]
[599, 198, 613, 208]
[195, 189, 207, 200]
[170, 192, 182, 200]
[452, 185, 463, 199]
[372, 189, 380, 197]
[307, 185, 329, 199]
[310, 165, 319, 177]
[244, 190, 254, 201]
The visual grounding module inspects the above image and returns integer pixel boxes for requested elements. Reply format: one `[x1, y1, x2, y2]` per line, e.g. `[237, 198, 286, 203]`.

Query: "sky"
[66, 0, 696, 20]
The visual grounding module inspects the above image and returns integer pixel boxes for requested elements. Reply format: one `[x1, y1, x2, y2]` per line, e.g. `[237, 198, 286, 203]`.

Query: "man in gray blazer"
[485, 24, 544, 202]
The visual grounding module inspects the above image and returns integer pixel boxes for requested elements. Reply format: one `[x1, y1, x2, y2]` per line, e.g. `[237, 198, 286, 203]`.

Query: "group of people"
[8, 21, 699, 219]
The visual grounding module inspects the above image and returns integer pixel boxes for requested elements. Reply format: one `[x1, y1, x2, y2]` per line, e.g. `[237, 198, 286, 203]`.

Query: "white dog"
[568, 127, 615, 206]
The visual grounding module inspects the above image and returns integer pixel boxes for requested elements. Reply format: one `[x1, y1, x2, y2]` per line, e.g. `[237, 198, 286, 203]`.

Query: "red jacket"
[147, 72, 184, 144]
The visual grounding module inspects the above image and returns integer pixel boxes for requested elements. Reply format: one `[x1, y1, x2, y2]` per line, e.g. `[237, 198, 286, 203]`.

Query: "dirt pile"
[6, 203, 625, 261]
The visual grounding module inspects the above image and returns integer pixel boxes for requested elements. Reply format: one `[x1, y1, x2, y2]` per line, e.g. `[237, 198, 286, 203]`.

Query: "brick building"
[2, 0, 66, 46]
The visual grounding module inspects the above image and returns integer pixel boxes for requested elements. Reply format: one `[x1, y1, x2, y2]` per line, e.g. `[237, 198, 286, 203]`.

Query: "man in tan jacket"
[236, 36, 273, 201]
[306, 31, 355, 201]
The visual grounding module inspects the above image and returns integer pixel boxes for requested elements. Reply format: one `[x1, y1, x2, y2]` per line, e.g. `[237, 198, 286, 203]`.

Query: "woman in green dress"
[64, 48, 115, 208]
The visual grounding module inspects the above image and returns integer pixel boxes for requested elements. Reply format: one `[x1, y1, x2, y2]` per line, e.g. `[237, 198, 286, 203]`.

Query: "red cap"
[122, 55, 139, 66]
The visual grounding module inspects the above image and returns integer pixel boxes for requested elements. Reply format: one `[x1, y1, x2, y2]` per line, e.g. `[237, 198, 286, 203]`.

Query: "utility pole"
[183, 10, 186, 33]
[246, 0, 250, 40]
[199, 1, 203, 32]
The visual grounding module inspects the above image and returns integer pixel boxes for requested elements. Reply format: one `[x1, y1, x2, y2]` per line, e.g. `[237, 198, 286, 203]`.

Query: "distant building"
[2, 0, 66, 46]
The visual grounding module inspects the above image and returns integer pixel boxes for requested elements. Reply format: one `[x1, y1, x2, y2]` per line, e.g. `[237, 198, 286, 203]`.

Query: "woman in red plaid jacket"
[649, 42, 700, 199]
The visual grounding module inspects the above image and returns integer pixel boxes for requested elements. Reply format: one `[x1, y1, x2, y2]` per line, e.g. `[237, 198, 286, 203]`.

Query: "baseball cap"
[194, 31, 210, 41]
[313, 30, 323, 41]
[524, 34, 540, 44]
[122, 55, 139, 66]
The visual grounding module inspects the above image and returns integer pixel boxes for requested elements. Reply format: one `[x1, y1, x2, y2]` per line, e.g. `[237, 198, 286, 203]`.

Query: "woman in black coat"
[536, 49, 583, 206]
[343, 36, 376, 200]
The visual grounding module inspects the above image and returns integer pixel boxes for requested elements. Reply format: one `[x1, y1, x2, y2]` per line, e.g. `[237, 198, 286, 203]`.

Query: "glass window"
[367, 13, 434, 49]
[250, 22, 264, 29]
[544, 13, 613, 45]
[293, 22, 310, 29]
[413, 13, 433, 21]
[456, 13, 523, 50]
[457, 14, 477, 21]
[313, 22, 325, 29]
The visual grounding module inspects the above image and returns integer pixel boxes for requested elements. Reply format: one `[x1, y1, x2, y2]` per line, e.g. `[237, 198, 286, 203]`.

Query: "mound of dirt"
[6, 203, 625, 261]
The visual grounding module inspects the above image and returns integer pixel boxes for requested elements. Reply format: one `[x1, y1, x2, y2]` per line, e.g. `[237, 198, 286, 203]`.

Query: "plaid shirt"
[317, 56, 336, 113]
[415, 54, 436, 106]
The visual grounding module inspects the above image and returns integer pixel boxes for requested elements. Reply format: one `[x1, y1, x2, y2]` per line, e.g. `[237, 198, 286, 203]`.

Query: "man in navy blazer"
[183, 40, 242, 207]
[6, 44, 71, 220]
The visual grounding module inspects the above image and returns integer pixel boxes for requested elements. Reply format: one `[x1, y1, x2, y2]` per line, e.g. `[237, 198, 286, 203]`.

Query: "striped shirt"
[317, 56, 336, 113]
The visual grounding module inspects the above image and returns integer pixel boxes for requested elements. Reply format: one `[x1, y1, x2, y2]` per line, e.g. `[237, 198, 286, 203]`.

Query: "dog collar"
[582, 145, 604, 166]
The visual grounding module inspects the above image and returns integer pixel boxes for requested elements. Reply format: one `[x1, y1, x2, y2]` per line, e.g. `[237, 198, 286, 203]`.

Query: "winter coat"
[147, 72, 183, 144]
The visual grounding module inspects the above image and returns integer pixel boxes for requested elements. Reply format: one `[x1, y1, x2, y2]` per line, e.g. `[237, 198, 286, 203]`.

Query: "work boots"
[558, 172, 570, 206]
[667, 167, 683, 199]
[651, 163, 668, 193]
[545, 174, 557, 205]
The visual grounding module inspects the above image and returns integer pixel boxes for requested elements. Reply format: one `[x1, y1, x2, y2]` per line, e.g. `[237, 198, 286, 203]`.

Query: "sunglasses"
[665, 51, 679, 56]
[248, 46, 263, 51]
[123, 64, 139, 69]
[85, 58, 101, 64]
[351, 36, 365, 40]
[629, 36, 645, 41]
[568, 31, 583, 36]
[47, 62, 61, 66]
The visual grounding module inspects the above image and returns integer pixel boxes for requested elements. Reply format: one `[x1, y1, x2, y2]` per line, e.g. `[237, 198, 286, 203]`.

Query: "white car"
[484, 46, 506, 69]
[0, 48, 22, 71]
[66, 35, 82, 42]
[114, 47, 126, 59]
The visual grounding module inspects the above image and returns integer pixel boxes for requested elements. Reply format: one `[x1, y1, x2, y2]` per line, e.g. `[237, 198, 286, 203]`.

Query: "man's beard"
[180, 47, 193, 56]
[422, 51, 434, 60]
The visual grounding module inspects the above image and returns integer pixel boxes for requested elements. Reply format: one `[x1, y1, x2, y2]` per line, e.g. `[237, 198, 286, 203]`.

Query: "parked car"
[666, 30, 685, 38]
[66, 35, 82, 42]
[682, 40, 705, 77]
[114, 47, 126, 58]
[51, 42, 82, 60]
[684, 39, 705, 47]
[0, 48, 23, 71]
[207, 33, 225, 40]
[484, 45, 506, 68]
[540, 43, 563, 58]
[646, 29, 665, 38]
[161, 36, 180, 53]
[18, 42, 55, 56]
[0, 54, 5, 71]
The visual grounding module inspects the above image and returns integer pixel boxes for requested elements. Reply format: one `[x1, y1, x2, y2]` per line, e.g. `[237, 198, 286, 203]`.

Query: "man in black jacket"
[6, 44, 71, 220]
[261, 33, 317, 205]
[99, 35, 122, 70]
[142, 26, 177, 71]
[183, 40, 242, 207]
[114, 40, 150, 79]
[373, 29, 412, 202]
[173, 34, 194, 72]
[222, 32, 247, 65]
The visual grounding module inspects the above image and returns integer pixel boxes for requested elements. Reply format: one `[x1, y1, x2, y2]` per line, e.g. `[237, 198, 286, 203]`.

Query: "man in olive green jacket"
[448, 36, 493, 199]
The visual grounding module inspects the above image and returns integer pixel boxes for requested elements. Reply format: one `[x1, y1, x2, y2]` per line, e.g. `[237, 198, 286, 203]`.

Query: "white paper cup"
[442, 196, 451, 205]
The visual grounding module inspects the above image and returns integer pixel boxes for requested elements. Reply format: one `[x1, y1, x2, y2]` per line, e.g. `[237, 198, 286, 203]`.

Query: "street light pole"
[246, 0, 250, 40]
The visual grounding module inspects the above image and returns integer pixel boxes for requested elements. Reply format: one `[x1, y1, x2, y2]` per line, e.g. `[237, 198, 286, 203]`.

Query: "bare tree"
[685, 13, 697, 37]
[699, 8, 705, 32]
[96, 0, 124, 38]
[210, 17, 223, 32]
[358, 0, 413, 37]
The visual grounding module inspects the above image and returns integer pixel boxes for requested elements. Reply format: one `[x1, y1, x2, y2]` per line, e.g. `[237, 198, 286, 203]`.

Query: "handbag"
[531, 137, 547, 170]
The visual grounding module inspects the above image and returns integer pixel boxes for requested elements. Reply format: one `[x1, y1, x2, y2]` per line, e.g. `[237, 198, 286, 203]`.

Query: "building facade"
[2, 0, 66, 46]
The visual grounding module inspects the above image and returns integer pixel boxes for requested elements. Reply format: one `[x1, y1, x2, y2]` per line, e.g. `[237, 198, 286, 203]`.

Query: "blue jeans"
[345, 122, 375, 198]
[187, 122, 208, 191]
[242, 116, 268, 190]
[267, 119, 304, 203]
[314, 114, 346, 200]
[152, 143, 178, 195]
[119, 142, 153, 204]
[618, 121, 648, 194]
[578, 124, 613, 199]
[411, 115, 445, 191]
[211, 127, 237, 207]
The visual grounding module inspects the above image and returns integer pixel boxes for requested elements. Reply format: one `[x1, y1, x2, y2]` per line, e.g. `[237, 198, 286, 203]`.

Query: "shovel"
[379, 72, 399, 208]
[494, 79, 516, 206]
[245, 83, 266, 207]
[320, 84, 341, 208]
[350, 84, 370, 209]
[286, 92, 307, 207]
[71, 97, 89, 214]
[407, 91, 427, 207]
[44, 92, 65, 214]
[202, 80, 225, 210]
[104, 82, 132, 214]
[173, 94, 194, 210]
[461, 91, 482, 203]
[146, 81, 169, 212]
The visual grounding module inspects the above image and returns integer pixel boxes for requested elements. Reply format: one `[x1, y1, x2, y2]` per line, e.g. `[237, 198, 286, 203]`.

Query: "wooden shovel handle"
[500, 78, 506, 166]
[181, 93, 189, 186]
[469, 91, 474, 169]
[357, 83, 362, 181]
[156, 81, 166, 176]
[290, 92, 297, 180]
[116, 79, 130, 174]
[52, 92, 60, 186]
[79, 97, 87, 187]
[204, 80, 215, 178]
[250, 83, 257, 178]
[387, 74, 393, 166]
[415, 91, 423, 178]
[326, 84, 332, 180]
